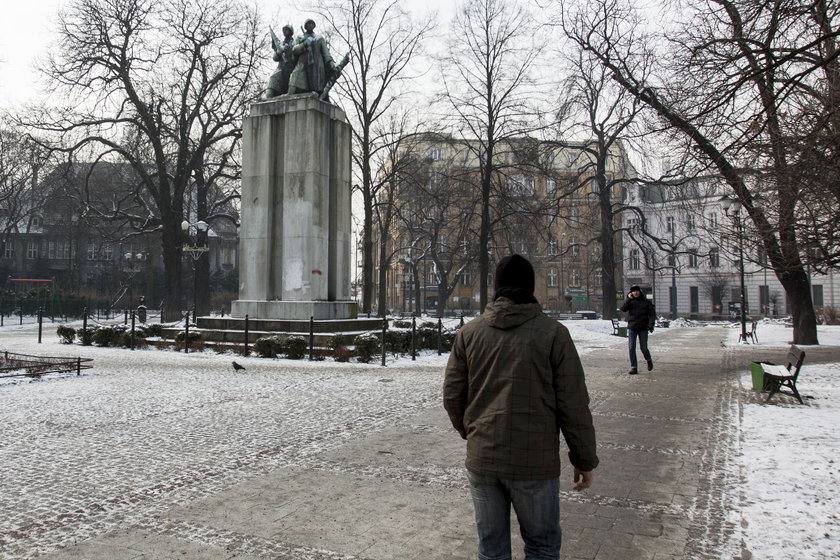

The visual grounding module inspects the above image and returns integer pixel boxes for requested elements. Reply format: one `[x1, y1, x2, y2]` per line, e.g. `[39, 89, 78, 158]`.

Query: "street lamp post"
[720, 195, 749, 343]
[181, 220, 209, 322]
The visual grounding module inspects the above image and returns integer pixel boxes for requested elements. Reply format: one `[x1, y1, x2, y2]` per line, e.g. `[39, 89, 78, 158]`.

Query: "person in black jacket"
[619, 285, 656, 375]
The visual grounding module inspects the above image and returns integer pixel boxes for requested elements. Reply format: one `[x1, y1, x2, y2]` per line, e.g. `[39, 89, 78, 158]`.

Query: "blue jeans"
[628, 328, 651, 368]
[466, 471, 561, 560]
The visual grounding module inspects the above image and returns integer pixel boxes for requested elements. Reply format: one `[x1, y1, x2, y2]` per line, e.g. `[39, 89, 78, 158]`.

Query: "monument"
[230, 20, 356, 321]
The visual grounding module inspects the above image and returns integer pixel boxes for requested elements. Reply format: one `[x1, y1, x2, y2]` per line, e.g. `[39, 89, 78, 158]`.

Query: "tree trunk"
[377, 243, 389, 318]
[160, 222, 182, 323]
[778, 268, 819, 344]
[362, 193, 374, 315]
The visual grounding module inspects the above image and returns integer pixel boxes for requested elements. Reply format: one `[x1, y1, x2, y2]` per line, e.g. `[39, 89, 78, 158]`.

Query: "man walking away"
[619, 285, 656, 375]
[443, 254, 599, 560]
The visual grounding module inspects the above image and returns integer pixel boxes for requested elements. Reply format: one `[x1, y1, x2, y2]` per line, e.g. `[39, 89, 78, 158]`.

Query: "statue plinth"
[231, 94, 354, 320]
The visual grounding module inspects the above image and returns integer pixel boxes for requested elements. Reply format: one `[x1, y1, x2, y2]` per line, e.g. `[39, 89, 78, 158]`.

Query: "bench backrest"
[785, 345, 806, 378]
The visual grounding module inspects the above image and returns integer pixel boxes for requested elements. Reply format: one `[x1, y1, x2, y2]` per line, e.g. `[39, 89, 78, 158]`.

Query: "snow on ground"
[724, 320, 840, 560]
[3, 316, 839, 558]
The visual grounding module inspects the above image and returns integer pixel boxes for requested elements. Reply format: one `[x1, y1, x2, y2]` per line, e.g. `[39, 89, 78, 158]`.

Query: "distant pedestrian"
[443, 254, 599, 560]
[620, 285, 656, 375]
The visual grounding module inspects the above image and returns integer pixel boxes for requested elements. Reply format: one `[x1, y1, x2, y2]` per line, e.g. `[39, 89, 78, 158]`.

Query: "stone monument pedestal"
[231, 94, 355, 320]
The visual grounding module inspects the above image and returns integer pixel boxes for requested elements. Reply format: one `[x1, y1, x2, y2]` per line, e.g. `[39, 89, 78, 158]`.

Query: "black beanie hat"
[494, 254, 535, 294]
[629, 285, 642, 293]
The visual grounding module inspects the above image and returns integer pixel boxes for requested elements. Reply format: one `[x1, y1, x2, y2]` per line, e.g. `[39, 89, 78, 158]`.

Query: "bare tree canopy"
[556, 0, 840, 344]
[25, 0, 262, 319]
[439, 0, 545, 312]
[309, 0, 433, 316]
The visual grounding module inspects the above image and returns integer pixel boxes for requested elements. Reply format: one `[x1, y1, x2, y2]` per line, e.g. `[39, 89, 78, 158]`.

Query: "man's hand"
[573, 468, 594, 491]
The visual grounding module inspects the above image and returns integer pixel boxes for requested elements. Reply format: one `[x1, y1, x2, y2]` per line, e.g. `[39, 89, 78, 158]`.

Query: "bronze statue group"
[264, 19, 350, 102]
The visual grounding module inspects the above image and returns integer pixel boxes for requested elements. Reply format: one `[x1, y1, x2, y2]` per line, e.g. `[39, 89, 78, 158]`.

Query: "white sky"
[0, 0, 454, 111]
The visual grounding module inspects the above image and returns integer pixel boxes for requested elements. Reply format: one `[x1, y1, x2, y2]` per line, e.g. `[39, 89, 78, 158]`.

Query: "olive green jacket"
[443, 298, 599, 479]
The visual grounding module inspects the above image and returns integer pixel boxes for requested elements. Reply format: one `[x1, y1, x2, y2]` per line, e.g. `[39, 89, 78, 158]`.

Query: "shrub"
[119, 331, 147, 349]
[384, 330, 411, 354]
[353, 332, 381, 363]
[92, 325, 127, 347]
[253, 335, 283, 358]
[822, 306, 839, 325]
[282, 336, 307, 359]
[333, 345, 352, 362]
[174, 330, 204, 351]
[78, 327, 95, 345]
[392, 319, 412, 329]
[328, 334, 351, 362]
[56, 325, 76, 344]
[139, 323, 164, 338]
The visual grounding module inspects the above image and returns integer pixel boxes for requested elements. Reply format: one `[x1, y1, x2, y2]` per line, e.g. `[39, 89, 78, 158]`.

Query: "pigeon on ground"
[232, 361, 246, 371]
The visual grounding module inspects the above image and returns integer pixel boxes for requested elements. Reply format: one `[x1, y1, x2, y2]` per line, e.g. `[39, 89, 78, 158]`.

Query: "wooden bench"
[760, 345, 806, 404]
[611, 319, 627, 337]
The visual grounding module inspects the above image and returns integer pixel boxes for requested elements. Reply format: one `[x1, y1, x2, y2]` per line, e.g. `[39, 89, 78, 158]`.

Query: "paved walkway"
[1, 325, 838, 559]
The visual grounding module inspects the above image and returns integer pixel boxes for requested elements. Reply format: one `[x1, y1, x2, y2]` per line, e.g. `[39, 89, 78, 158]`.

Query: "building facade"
[0, 162, 239, 314]
[376, 134, 634, 316]
[622, 177, 839, 319]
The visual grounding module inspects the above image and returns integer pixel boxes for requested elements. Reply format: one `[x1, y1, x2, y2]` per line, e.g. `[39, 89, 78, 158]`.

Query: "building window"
[686, 214, 695, 231]
[569, 206, 579, 223]
[546, 177, 556, 195]
[102, 244, 113, 261]
[546, 152, 556, 165]
[3, 243, 14, 259]
[222, 247, 233, 266]
[709, 247, 720, 268]
[666, 216, 675, 233]
[26, 241, 38, 260]
[627, 217, 641, 232]
[813, 285, 824, 307]
[430, 148, 441, 161]
[570, 236, 580, 257]
[667, 253, 676, 267]
[570, 269, 581, 287]
[708, 212, 718, 228]
[688, 249, 699, 268]
[87, 242, 97, 260]
[629, 249, 641, 270]
[547, 268, 558, 287]
[548, 239, 559, 256]
[690, 286, 699, 313]
[507, 175, 534, 196]
[459, 270, 472, 286]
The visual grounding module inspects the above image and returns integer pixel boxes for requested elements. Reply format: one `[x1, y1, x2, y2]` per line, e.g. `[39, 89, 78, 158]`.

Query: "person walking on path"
[620, 285, 656, 375]
[443, 254, 599, 560]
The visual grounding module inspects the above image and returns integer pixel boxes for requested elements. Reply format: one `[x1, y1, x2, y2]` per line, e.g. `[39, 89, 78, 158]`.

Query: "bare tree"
[0, 125, 50, 255]
[559, 0, 835, 344]
[395, 150, 480, 317]
[550, 23, 649, 318]
[439, 0, 544, 311]
[310, 0, 433, 315]
[27, 0, 262, 320]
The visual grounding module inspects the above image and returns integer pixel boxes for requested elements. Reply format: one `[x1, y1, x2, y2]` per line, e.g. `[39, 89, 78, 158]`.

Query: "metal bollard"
[381, 318, 387, 366]
[437, 318, 443, 356]
[184, 312, 190, 354]
[38, 308, 43, 343]
[82, 307, 90, 346]
[411, 314, 416, 361]
[130, 310, 136, 350]
[309, 316, 315, 361]
[244, 314, 250, 356]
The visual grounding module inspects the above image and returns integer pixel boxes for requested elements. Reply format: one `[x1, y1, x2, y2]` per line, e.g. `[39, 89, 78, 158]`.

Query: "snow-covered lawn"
[724, 320, 840, 559]
[2, 316, 839, 558]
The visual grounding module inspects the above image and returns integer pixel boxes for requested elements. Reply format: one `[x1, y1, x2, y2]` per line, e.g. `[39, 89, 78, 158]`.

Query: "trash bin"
[750, 362, 772, 391]
[579, 310, 597, 320]
[617, 326, 628, 337]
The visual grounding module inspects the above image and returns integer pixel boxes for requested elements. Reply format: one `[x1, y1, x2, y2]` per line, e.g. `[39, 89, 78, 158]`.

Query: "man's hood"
[483, 297, 543, 330]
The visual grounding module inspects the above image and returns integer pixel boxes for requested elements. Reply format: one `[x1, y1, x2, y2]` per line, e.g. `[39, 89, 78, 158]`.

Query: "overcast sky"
[0, 0, 453, 111]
